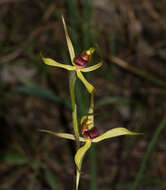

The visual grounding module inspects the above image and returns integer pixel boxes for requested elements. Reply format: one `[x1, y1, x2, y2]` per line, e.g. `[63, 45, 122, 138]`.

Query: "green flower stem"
[88, 92, 94, 128]
[69, 71, 80, 149]
[90, 92, 94, 112]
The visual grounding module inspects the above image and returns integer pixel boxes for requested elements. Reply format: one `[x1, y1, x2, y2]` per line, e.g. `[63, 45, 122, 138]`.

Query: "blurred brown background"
[0, 0, 166, 190]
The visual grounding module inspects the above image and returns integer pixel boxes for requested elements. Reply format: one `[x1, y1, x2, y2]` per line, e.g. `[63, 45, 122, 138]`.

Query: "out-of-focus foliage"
[1, 0, 166, 190]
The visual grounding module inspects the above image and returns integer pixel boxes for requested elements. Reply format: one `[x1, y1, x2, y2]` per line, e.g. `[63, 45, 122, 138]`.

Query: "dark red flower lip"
[74, 48, 94, 69]
[75, 56, 88, 69]
[82, 127, 99, 140]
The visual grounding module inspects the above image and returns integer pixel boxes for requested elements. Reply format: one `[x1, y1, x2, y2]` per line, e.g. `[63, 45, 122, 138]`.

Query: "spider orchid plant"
[40, 15, 142, 190]
[41, 16, 102, 94]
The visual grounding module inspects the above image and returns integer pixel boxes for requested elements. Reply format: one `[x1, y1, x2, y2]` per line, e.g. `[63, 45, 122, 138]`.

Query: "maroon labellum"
[82, 127, 99, 140]
[75, 49, 93, 69]
[75, 56, 88, 69]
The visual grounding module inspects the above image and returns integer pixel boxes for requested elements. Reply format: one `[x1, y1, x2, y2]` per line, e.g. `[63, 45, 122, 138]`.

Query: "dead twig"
[109, 56, 166, 89]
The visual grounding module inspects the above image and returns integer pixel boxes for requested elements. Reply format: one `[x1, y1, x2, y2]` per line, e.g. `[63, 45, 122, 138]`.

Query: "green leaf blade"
[44, 168, 61, 190]
[15, 85, 72, 110]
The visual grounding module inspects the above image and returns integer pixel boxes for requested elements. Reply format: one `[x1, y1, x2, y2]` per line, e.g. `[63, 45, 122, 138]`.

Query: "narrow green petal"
[62, 16, 75, 64]
[76, 169, 80, 190]
[81, 62, 103, 72]
[92, 127, 142, 143]
[39, 129, 85, 142]
[42, 57, 75, 70]
[76, 70, 95, 93]
[74, 140, 91, 171]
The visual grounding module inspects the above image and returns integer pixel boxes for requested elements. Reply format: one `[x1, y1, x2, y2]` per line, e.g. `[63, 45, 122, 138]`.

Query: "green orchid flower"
[41, 16, 102, 93]
[40, 127, 141, 190]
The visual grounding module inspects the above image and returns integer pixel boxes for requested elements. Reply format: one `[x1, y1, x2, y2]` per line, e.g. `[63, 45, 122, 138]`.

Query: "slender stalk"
[88, 92, 94, 129]
[69, 71, 80, 149]
[89, 92, 94, 113]
[76, 169, 80, 190]
[69, 71, 80, 190]
[89, 92, 97, 190]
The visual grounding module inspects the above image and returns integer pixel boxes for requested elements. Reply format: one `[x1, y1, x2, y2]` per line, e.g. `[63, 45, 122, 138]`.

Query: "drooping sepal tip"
[74, 140, 91, 171]
[76, 70, 96, 94]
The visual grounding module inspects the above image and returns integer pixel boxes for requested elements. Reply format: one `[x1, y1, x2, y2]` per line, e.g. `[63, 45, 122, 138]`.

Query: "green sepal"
[92, 127, 142, 143]
[39, 129, 85, 142]
[81, 62, 103, 72]
[74, 140, 91, 171]
[62, 16, 75, 65]
[76, 70, 95, 93]
[42, 56, 75, 70]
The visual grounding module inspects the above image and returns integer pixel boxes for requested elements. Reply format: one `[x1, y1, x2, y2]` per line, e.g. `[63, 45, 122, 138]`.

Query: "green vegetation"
[1, 1, 166, 190]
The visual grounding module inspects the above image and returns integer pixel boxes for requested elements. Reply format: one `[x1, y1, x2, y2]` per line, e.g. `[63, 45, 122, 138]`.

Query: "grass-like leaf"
[44, 168, 61, 190]
[15, 85, 71, 110]
[0, 153, 30, 165]
[132, 115, 166, 190]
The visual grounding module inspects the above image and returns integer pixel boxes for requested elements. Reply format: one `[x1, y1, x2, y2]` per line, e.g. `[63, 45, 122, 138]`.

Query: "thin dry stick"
[110, 56, 166, 88]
